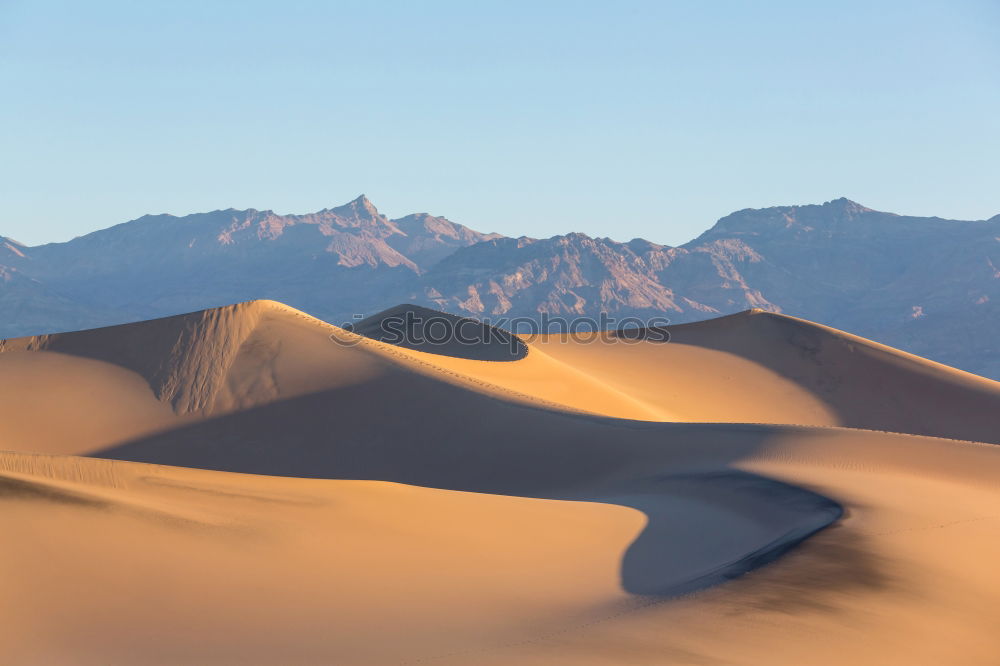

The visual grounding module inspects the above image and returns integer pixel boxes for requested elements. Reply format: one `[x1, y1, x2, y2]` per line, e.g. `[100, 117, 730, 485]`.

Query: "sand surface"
[2, 300, 1000, 664]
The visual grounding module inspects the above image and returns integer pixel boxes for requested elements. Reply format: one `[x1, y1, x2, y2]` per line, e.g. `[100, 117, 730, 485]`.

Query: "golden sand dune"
[2, 300, 1000, 664]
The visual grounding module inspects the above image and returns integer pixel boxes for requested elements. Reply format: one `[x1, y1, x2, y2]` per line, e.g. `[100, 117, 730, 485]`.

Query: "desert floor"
[2, 301, 999, 665]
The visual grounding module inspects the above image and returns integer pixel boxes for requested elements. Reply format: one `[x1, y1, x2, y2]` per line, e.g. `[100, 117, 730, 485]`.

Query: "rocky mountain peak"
[688, 197, 889, 246]
[822, 197, 875, 215]
[344, 194, 380, 218]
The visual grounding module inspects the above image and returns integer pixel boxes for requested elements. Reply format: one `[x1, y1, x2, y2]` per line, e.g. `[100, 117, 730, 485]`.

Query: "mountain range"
[2, 195, 999, 378]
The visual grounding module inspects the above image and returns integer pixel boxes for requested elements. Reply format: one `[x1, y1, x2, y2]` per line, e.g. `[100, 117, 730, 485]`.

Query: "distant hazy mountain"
[671, 199, 1000, 377]
[1, 237, 126, 335]
[4, 195, 495, 328]
[421, 234, 688, 320]
[421, 198, 1000, 377]
[2, 196, 998, 378]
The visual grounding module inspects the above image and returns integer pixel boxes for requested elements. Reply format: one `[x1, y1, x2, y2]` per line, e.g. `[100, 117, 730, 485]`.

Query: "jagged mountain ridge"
[7, 195, 496, 325]
[2, 196, 999, 378]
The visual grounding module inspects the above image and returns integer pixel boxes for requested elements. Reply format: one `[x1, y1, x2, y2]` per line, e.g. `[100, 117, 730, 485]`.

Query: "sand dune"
[532, 310, 1000, 440]
[4, 301, 997, 451]
[2, 300, 1000, 664]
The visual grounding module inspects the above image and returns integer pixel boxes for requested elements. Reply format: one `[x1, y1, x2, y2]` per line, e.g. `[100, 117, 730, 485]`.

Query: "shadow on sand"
[91, 365, 865, 599]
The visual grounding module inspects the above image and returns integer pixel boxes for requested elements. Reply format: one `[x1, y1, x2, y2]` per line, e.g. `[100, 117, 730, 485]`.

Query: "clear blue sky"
[2, 0, 998, 247]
